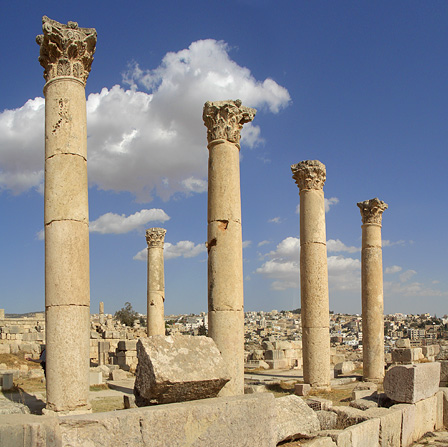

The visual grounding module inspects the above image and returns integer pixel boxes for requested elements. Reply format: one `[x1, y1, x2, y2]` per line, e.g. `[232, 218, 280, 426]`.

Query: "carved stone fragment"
[202, 99, 256, 145]
[357, 198, 388, 225]
[36, 16, 97, 83]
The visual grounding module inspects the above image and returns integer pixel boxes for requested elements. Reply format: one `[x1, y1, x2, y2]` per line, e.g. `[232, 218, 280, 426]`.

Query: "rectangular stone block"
[135, 335, 230, 405]
[265, 349, 284, 360]
[391, 347, 422, 364]
[56, 394, 276, 447]
[384, 362, 441, 403]
[414, 394, 437, 439]
[89, 371, 102, 386]
[265, 359, 289, 370]
[363, 407, 402, 447]
[0, 372, 13, 391]
[117, 340, 137, 351]
[440, 360, 448, 386]
[345, 418, 380, 447]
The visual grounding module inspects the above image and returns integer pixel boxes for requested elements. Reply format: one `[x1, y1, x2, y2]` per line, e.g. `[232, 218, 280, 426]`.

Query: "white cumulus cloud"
[0, 39, 290, 199]
[385, 265, 402, 274]
[256, 236, 361, 291]
[90, 209, 170, 234]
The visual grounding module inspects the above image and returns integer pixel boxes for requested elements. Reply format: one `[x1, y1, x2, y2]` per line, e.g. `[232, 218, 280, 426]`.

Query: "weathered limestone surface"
[383, 362, 440, 403]
[345, 418, 380, 447]
[0, 394, 276, 447]
[134, 335, 230, 405]
[0, 400, 30, 415]
[392, 347, 423, 364]
[334, 361, 355, 376]
[37, 16, 96, 414]
[291, 160, 330, 388]
[275, 395, 320, 443]
[363, 407, 402, 447]
[145, 228, 166, 336]
[358, 198, 388, 383]
[203, 100, 256, 396]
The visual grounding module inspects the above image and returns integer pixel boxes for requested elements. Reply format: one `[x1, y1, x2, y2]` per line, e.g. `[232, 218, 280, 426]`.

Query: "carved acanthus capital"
[291, 160, 326, 190]
[146, 228, 167, 248]
[357, 198, 388, 225]
[36, 16, 97, 84]
[202, 99, 256, 145]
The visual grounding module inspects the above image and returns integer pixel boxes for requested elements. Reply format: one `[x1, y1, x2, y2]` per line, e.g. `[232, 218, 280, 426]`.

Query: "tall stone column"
[37, 16, 96, 413]
[357, 198, 388, 383]
[291, 160, 331, 388]
[203, 100, 256, 396]
[99, 301, 105, 325]
[146, 228, 167, 336]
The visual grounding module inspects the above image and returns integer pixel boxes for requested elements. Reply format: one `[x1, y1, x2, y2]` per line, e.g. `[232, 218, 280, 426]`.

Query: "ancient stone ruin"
[1, 14, 448, 447]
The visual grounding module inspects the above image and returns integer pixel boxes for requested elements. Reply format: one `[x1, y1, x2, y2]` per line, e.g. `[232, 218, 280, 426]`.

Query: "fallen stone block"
[89, 371, 102, 386]
[306, 397, 333, 411]
[111, 369, 128, 381]
[295, 383, 311, 396]
[391, 347, 423, 364]
[275, 394, 320, 443]
[330, 406, 368, 429]
[334, 361, 355, 376]
[349, 397, 378, 410]
[0, 400, 30, 415]
[316, 411, 338, 430]
[384, 362, 441, 403]
[134, 335, 229, 405]
[0, 372, 13, 391]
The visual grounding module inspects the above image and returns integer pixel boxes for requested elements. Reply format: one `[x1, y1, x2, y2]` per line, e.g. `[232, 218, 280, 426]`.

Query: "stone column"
[99, 301, 105, 325]
[203, 100, 256, 396]
[37, 16, 96, 413]
[0, 309, 4, 320]
[291, 160, 331, 388]
[358, 198, 388, 382]
[146, 228, 167, 336]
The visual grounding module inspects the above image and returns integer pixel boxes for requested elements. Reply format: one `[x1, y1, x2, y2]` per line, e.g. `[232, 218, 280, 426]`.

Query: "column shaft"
[203, 100, 256, 396]
[358, 198, 388, 382]
[44, 78, 90, 412]
[292, 160, 330, 388]
[146, 228, 166, 336]
[37, 16, 96, 413]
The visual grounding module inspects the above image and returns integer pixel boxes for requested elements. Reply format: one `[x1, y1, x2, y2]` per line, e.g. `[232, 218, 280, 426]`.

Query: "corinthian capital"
[291, 160, 326, 191]
[146, 228, 167, 248]
[36, 16, 97, 84]
[357, 198, 388, 225]
[202, 99, 256, 145]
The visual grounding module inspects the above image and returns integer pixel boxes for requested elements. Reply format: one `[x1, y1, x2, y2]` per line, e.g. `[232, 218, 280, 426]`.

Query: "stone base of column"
[208, 309, 244, 396]
[302, 326, 331, 388]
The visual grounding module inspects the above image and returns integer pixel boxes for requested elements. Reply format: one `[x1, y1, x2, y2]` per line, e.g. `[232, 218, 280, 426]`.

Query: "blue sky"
[1, 1, 447, 316]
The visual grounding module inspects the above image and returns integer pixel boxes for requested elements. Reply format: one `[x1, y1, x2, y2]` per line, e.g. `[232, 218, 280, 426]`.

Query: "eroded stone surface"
[384, 363, 441, 403]
[276, 394, 320, 443]
[134, 335, 229, 405]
